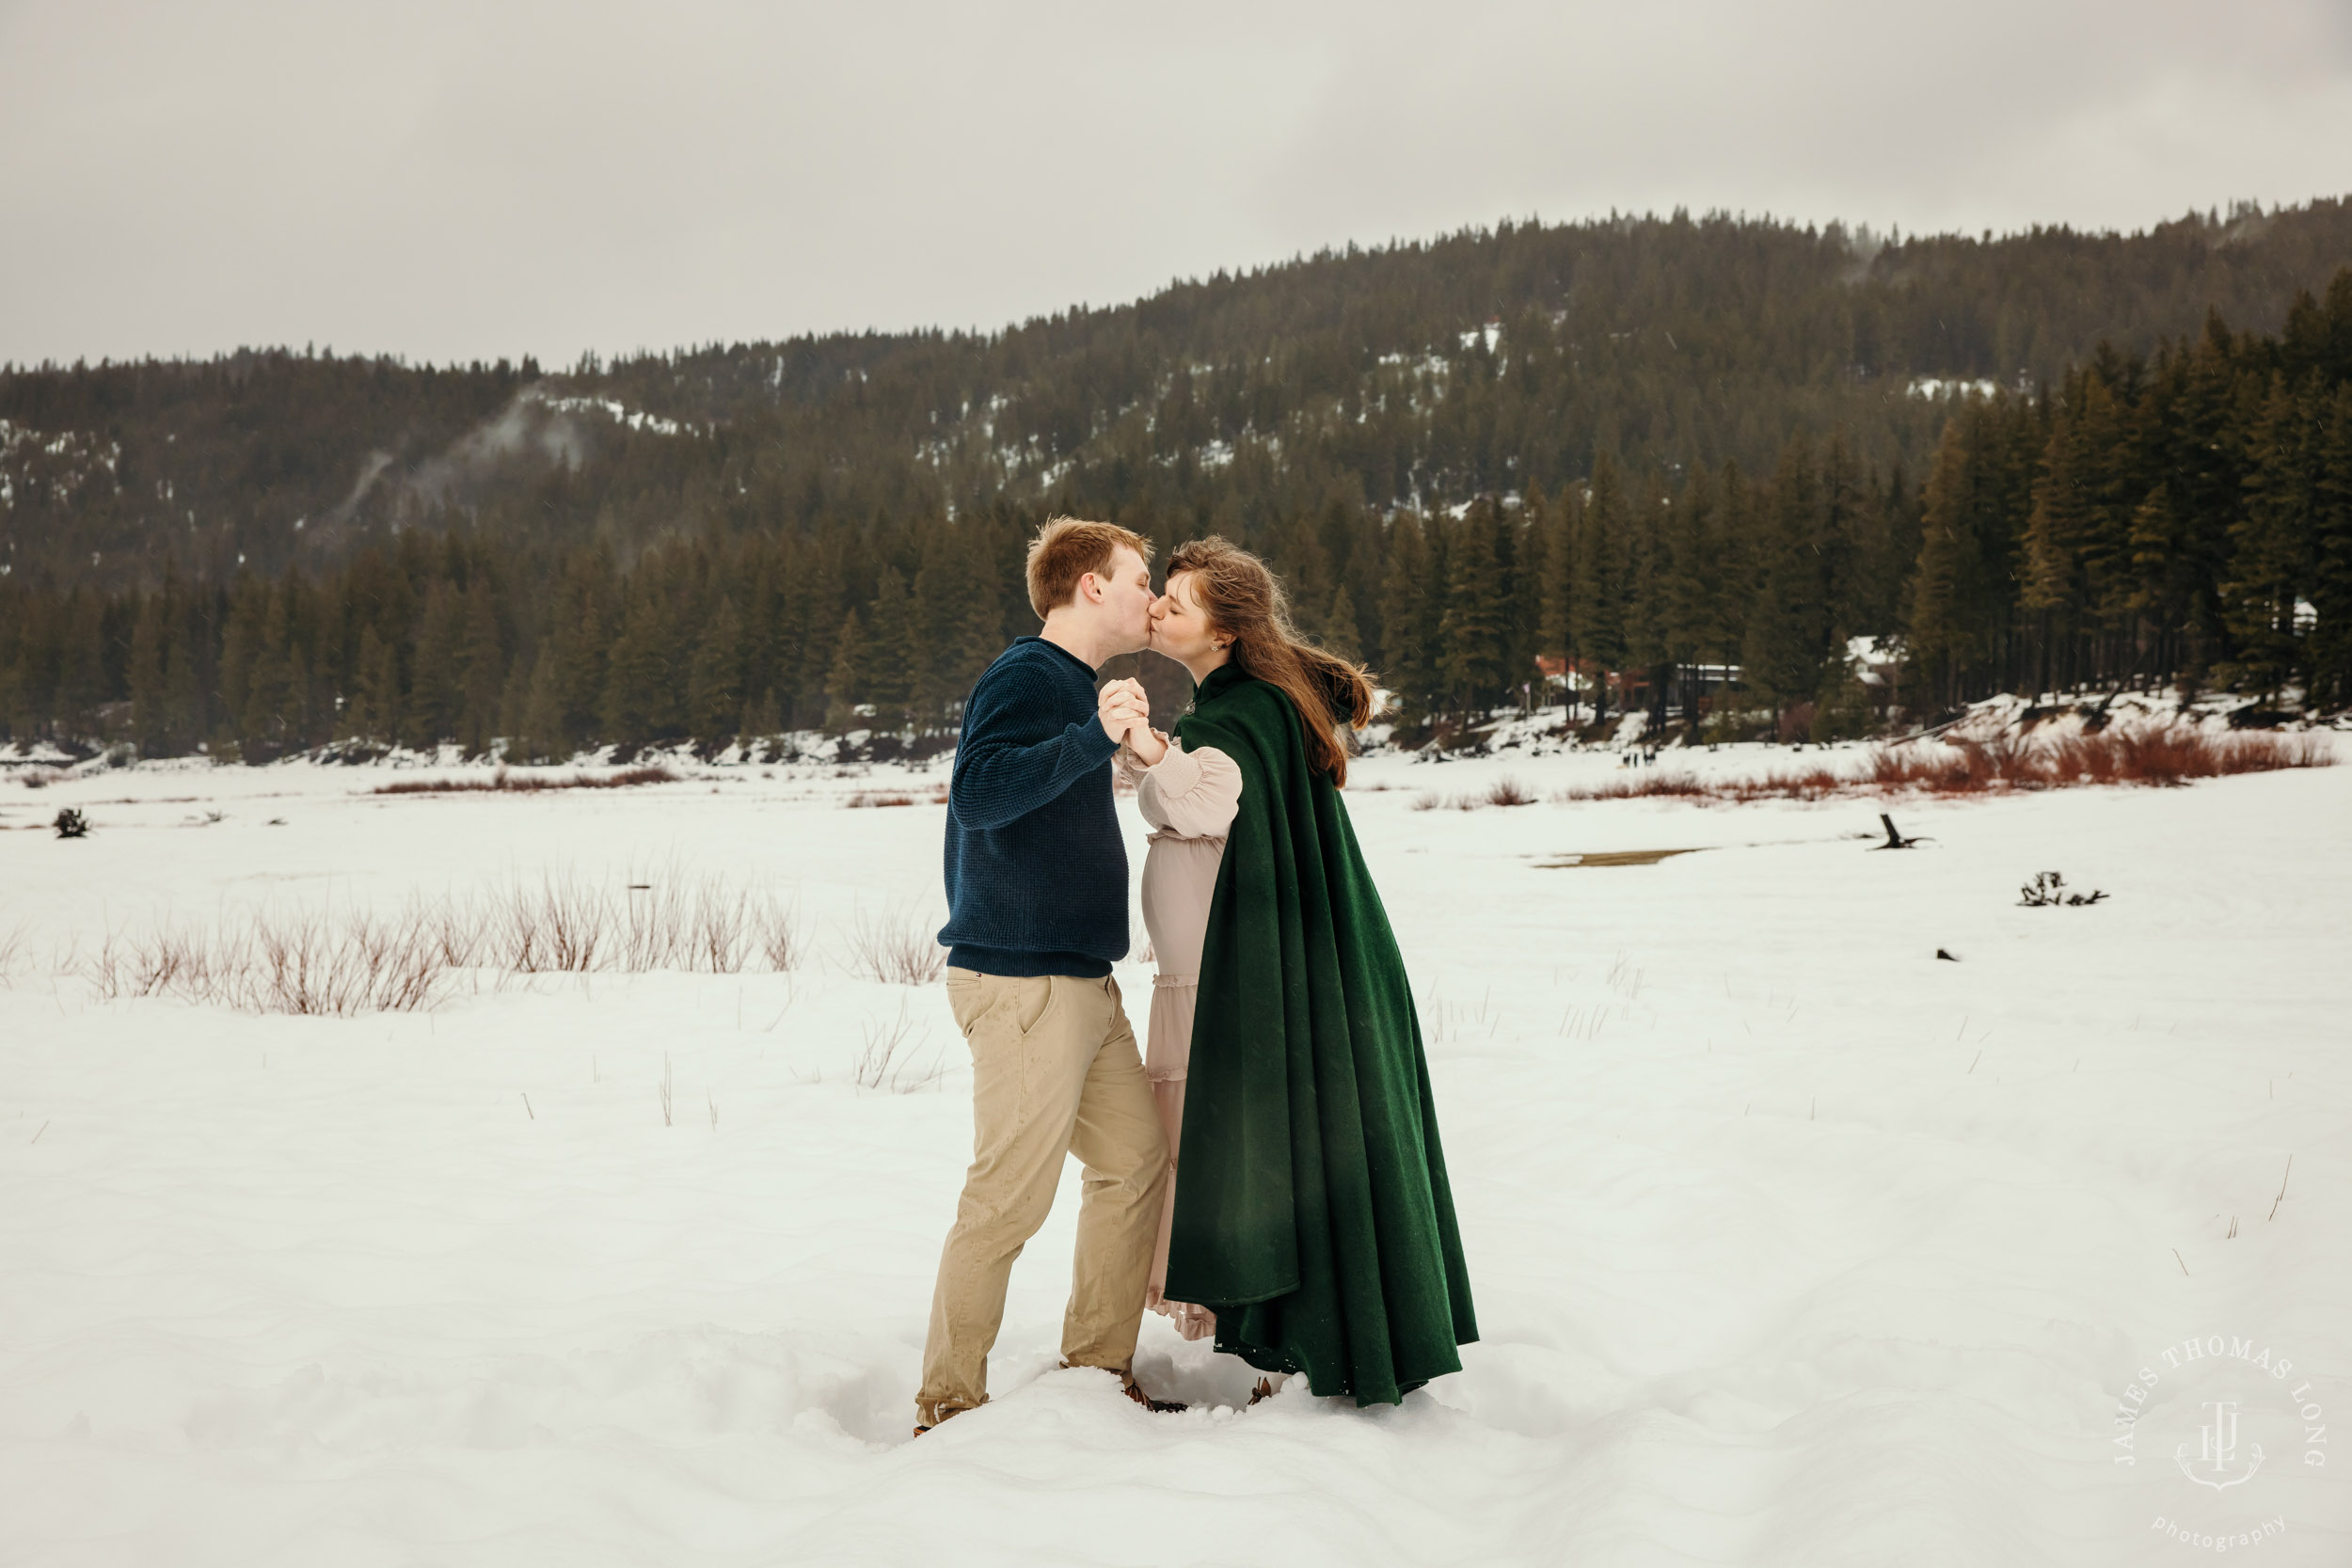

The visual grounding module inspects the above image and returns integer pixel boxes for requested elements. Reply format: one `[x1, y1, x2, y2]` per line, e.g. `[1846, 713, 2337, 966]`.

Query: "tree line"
[9, 201, 2351, 597]
[4, 218, 2351, 758]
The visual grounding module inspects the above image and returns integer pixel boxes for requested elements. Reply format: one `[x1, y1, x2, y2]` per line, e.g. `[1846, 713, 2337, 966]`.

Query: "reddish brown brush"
[1484, 776, 1536, 807]
[373, 766, 679, 796]
[848, 792, 917, 808]
[1550, 729, 2331, 804]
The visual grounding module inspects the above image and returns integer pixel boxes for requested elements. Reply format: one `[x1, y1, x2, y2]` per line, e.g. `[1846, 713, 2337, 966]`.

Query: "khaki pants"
[915, 967, 1168, 1428]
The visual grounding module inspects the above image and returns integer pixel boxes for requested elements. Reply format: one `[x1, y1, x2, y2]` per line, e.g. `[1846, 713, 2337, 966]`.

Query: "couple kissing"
[916, 518, 1477, 1435]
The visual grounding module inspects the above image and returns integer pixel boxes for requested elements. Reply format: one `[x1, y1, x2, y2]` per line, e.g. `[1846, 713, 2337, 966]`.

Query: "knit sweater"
[937, 637, 1127, 978]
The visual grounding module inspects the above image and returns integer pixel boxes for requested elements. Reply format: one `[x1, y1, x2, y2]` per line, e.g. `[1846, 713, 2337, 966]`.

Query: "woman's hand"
[1125, 725, 1170, 767]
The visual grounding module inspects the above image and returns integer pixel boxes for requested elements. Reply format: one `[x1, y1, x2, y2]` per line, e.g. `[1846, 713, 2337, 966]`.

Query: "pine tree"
[457, 579, 504, 755]
[2309, 385, 2352, 708]
[1744, 434, 1829, 725]
[1322, 583, 1362, 663]
[863, 564, 917, 731]
[516, 647, 565, 764]
[1572, 456, 1629, 720]
[405, 579, 465, 750]
[2220, 374, 2317, 704]
[599, 588, 679, 748]
[688, 595, 746, 739]
[346, 625, 400, 743]
[129, 593, 170, 756]
[1379, 512, 1439, 721]
[242, 583, 296, 752]
[1438, 502, 1509, 716]
[824, 610, 866, 734]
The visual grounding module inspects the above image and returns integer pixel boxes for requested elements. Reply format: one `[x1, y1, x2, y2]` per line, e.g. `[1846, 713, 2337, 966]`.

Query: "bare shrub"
[690, 879, 755, 973]
[848, 792, 916, 808]
[82, 906, 446, 1014]
[373, 766, 679, 796]
[1408, 792, 1441, 812]
[617, 879, 690, 972]
[1552, 725, 2331, 804]
[0, 921, 29, 983]
[61, 868, 805, 1015]
[755, 897, 805, 972]
[1485, 776, 1535, 807]
[845, 905, 947, 985]
[853, 1000, 944, 1092]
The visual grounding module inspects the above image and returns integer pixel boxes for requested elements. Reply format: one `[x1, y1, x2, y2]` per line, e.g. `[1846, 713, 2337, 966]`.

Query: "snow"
[3, 745, 2348, 1565]
[535, 392, 687, 437]
[1906, 375, 2000, 400]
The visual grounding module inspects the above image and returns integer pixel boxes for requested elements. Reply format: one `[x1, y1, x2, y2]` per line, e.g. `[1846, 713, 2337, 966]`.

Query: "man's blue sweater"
[937, 637, 1127, 978]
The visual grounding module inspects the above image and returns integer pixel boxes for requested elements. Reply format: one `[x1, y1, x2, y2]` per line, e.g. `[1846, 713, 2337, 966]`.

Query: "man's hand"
[1097, 677, 1150, 745]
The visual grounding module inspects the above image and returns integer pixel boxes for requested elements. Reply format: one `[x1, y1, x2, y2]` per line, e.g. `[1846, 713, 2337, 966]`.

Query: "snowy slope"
[1, 748, 2346, 1566]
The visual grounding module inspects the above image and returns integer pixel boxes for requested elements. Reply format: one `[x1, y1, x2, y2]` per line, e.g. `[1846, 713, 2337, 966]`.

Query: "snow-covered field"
[3, 743, 2346, 1566]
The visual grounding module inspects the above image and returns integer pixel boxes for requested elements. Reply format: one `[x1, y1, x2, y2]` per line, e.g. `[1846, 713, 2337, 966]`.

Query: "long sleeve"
[949, 661, 1119, 832]
[1137, 741, 1243, 839]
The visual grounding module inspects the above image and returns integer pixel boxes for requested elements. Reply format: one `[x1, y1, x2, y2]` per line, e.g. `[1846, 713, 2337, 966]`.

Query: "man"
[916, 515, 1177, 1435]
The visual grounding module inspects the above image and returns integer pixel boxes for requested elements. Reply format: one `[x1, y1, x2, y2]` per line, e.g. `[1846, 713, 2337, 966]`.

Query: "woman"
[1116, 536, 1477, 1407]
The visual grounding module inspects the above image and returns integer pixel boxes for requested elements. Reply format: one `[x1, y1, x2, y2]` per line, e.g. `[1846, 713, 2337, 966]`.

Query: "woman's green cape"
[1164, 663, 1477, 1405]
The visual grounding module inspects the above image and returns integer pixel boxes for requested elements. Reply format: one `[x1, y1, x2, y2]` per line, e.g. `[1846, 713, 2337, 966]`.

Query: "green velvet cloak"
[1163, 664, 1477, 1405]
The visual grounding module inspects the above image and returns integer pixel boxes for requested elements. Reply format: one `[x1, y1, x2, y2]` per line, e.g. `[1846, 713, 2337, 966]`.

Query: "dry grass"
[1485, 775, 1536, 807]
[847, 792, 916, 808]
[1410, 774, 1540, 811]
[373, 766, 679, 796]
[1548, 728, 2332, 805]
[68, 869, 803, 1015]
[852, 999, 944, 1092]
[84, 908, 447, 1014]
[844, 905, 947, 985]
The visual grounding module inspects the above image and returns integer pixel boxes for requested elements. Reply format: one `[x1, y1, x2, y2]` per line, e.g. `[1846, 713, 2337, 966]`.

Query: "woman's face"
[1147, 570, 1221, 664]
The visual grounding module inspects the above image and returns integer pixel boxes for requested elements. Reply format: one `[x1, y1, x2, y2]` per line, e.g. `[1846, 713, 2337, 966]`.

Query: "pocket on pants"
[961, 975, 1051, 1141]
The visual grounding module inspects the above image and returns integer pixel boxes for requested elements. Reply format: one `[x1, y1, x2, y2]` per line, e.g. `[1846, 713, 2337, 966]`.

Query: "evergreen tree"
[1378, 512, 1440, 720]
[405, 580, 464, 750]
[1744, 434, 1829, 724]
[1322, 582, 1362, 663]
[458, 578, 504, 755]
[129, 593, 170, 756]
[688, 595, 746, 739]
[2310, 386, 2352, 708]
[516, 648, 565, 764]
[600, 588, 679, 748]
[1438, 501, 1509, 717]
[823, 610, 866, 734]
[863, 564, 917, 730]
[2220, 374, 2317, 703]
[1572, 457, 1629, 719]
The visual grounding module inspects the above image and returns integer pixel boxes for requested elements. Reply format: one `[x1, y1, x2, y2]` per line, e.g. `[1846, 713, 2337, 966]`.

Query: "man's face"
[1091, 545, 1155, 656]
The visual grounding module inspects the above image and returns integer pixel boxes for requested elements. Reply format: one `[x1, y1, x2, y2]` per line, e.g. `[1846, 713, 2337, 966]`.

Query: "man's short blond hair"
[1025, 516, 1154, 621]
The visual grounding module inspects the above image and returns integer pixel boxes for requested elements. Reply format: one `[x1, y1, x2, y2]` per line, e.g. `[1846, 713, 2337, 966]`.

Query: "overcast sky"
[3, 0, 2349, 369]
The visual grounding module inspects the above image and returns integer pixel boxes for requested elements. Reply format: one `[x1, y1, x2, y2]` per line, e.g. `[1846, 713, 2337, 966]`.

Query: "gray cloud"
[2, 0, 2347, 368]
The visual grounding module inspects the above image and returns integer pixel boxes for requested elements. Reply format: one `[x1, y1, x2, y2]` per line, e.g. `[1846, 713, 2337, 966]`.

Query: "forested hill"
[5, 200, 2352, 762]
[8, 200, 2352, 594]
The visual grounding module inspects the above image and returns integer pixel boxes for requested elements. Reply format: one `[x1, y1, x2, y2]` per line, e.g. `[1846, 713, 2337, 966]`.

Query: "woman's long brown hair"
[1165, 536, 1376, 785]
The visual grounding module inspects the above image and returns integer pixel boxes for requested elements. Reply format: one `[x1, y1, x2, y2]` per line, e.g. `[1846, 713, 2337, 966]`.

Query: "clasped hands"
[1096, 677, 1169, 765]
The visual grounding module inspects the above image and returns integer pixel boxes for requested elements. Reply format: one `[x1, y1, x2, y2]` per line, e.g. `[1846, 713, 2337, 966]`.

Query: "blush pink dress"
[1115, 734, 1245, 1341]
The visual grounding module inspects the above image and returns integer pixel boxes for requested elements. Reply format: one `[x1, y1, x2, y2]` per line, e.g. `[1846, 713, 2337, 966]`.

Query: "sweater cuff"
[1075, 719, 1120, 761]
